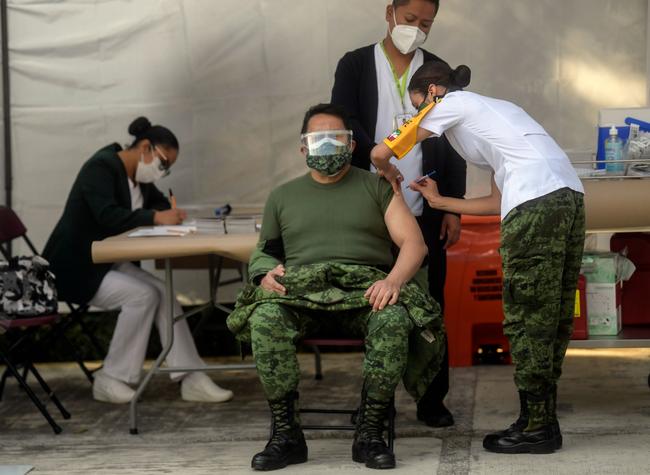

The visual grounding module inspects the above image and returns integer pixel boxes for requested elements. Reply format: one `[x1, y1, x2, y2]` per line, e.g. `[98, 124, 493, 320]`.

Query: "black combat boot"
[416, 383, 454, 428]
[352, 388, 396, 470]
[483, 390, 529, 445]
[482, 392, 556, 454]
[251, 391, 308, 471]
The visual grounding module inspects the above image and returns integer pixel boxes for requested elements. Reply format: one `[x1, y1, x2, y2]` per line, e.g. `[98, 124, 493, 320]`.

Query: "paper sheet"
[127, 226, 197, 237]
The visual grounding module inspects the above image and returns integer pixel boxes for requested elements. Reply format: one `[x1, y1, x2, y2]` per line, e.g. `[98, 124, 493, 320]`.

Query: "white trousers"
[89, 262, 205, 384]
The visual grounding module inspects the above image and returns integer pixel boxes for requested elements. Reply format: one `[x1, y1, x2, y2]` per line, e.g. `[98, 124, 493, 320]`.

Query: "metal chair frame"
[299, 338, 396, 450]
[0, 206, 104, 384]
[1, 315, 71, 433]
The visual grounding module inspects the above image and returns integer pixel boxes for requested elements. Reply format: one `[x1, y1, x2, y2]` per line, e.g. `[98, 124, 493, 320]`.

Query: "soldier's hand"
[364, 277, 402, 312]
[260, 264, 286, 295]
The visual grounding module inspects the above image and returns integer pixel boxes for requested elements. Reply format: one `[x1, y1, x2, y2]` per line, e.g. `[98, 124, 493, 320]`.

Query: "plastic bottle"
[622, 123, 640, 175]
[604, 126, 624, 174]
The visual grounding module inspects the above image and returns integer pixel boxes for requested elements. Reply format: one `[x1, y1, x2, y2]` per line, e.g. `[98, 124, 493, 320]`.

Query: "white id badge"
[393, 113, 413, 130]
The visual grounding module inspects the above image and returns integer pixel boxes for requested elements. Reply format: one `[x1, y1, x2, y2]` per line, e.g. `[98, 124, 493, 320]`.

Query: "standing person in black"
[331, 0, 466, 427]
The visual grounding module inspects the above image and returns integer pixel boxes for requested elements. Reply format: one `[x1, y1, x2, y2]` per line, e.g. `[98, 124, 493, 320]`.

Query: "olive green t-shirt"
[250, 167, 395, 279]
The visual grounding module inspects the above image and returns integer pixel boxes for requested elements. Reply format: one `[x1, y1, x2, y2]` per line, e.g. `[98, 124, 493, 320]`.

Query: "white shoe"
[181, 372, 234, 403]
[93, 370, 136, 404]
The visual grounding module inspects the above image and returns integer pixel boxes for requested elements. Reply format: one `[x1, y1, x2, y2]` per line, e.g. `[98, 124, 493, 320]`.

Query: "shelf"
[569, 325, 650, 349]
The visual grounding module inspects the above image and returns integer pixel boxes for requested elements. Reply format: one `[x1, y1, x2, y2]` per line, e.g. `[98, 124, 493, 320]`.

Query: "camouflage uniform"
[228, 262, 446, 402]
[500, 188, 585, 398]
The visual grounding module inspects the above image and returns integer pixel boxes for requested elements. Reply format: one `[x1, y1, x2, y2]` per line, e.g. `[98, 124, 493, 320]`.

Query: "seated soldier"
[227, 103, 445, 471]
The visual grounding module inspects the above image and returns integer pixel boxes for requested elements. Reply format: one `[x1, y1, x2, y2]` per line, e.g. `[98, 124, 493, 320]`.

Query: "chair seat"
[302, 338, 364, 347]
[0, 313, 61, 330]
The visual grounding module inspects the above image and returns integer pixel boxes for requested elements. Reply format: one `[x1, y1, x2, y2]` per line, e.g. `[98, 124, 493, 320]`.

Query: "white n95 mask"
[135, 154, 168, 183]
[390, 10, 427, 55]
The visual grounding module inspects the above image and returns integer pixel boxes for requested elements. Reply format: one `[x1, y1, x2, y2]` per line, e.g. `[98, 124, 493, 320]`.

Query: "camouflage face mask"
[306, 151, 353, 177]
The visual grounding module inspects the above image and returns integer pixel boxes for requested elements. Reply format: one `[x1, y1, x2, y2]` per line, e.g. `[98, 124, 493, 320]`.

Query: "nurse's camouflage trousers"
[500, 187, 585, 397]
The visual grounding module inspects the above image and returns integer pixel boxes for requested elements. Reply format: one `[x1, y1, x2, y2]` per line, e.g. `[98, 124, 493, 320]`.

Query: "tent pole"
[1, 0, 11, 256]
[1, 0, 11, 213]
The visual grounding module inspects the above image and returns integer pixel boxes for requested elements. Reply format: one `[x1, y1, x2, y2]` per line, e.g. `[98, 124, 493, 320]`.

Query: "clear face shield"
[300, 129, 353, 156]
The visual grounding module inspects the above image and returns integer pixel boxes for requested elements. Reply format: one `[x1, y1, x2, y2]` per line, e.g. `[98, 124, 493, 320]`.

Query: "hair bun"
[451, 65, 471, 88]
[128, 116, 152, 137]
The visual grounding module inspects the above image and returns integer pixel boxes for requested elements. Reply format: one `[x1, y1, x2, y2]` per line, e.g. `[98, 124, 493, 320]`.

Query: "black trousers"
[417, 215, 450, 403]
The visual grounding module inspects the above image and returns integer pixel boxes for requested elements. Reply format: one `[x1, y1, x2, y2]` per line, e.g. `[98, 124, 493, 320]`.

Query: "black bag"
[0, 256, 58, 318]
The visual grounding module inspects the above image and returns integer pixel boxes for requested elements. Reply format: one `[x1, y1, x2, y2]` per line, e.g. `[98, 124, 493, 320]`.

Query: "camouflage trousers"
[501, 188, 585, 397]
[249, 303, 413, 402]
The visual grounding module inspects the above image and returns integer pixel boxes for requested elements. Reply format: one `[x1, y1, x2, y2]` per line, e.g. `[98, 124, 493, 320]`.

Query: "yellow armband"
[383, 101, 437, 159]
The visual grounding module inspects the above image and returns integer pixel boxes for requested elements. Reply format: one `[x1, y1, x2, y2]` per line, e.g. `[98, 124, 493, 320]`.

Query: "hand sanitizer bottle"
[604, 126, 624, 174]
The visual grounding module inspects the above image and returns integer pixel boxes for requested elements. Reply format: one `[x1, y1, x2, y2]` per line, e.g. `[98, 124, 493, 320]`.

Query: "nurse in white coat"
[371, 61, 585, 454]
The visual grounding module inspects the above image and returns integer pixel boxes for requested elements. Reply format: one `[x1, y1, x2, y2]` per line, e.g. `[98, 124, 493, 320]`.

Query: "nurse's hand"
[154, 209, 187, 225]
[409, 177, 442, 208]
[376, 164, 404, 195]
[261, 264, 287, 295]
[365, 277, 402, 312]
[440, 214, 461, 249]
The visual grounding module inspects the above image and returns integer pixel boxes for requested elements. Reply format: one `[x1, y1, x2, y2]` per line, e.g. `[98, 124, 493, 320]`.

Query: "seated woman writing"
[44, 117, 233, 404]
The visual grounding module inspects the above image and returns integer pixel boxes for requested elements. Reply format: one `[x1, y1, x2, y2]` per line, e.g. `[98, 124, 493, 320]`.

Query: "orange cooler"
[444, 215, 507, 367]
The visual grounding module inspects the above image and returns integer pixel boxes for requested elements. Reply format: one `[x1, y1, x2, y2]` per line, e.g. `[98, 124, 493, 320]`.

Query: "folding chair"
[299, 337, 396, 450]
[0, 206, 104, 383]
[0, 315, 71, 434]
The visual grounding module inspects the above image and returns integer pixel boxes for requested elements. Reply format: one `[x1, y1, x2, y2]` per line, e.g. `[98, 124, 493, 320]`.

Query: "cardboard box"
[586, 281, 622, 336]
[581, 252, 631, 336]
[581, 252, 618, 283]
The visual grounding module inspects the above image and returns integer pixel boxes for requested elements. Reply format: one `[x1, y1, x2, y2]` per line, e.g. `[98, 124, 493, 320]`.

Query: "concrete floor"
[1, 349, 649, 475]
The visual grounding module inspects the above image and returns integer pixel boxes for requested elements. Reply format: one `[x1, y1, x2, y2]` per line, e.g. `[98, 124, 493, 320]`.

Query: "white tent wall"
[6, 0, 648, 302]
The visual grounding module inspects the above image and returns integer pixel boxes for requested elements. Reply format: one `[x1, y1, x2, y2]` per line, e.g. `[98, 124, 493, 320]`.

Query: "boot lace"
[269, 399, 295, 444]
[359, 398, 390, 441]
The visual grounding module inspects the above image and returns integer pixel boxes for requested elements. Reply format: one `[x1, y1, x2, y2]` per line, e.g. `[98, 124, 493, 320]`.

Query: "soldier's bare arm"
[364, 193, 428, 311]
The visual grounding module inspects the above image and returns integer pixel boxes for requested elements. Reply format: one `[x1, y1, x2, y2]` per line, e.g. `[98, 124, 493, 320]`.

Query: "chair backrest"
[0, 206, 27, 243]
[0, 206, 39, 260]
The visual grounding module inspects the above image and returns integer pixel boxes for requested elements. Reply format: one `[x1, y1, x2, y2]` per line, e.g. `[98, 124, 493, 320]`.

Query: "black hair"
[393, 0, 439, 11]
[408, 61, 471, 95]
[300, 103, 353, 134]
[128, 116, 180, 150]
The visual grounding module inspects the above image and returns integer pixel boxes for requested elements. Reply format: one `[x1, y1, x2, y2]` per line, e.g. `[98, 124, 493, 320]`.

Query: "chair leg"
[0, 366, 10, 400]
[78, 316, 105, 357]
[310, 345, 323, 380]
[60, 333, 96, 383]
[0, 355, 62, 434]
[25, 362, 71, 420]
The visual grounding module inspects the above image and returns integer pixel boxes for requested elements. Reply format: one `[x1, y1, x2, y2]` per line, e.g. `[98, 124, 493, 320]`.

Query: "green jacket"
[43, 144, 170, 304]
[228, 262, 446, 401]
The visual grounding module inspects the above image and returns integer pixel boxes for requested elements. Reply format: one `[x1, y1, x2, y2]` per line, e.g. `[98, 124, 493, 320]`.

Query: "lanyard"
[380, 41, 410, 111]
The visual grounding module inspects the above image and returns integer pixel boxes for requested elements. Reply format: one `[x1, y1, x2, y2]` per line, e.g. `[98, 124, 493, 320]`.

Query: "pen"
[169, 188, 177, 209]
[415, 170, 437, 184]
